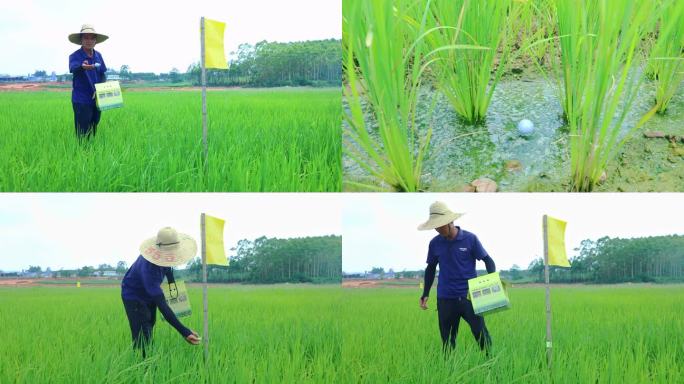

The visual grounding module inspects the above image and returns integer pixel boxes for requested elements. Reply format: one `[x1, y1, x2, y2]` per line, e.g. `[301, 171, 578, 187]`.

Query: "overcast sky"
[0, 0, 341, 76]
[0, 193, 341, 271]
[343, 193, 684, 273]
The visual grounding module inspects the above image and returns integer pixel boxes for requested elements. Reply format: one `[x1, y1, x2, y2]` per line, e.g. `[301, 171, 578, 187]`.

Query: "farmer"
[68, 24, 108, 141]
[417, 201, 496, 354]
[121, 227, 201, 357]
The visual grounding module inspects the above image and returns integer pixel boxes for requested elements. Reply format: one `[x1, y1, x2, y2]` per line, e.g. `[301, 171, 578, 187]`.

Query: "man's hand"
[82, 60, 95, 70]
[185, 331, 201, 345]
[420, 296, 429, 310]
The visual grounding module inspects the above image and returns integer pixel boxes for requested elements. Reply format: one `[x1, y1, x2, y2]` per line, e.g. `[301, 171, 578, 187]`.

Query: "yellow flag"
[205, 214, 228, 266]
[203, 18, 228, 69]
[546, 215, 570, 267]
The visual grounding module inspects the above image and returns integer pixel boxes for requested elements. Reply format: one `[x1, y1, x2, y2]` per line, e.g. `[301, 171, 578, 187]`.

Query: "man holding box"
[418, 201, 495, 354]
[68, 24, 108, 141]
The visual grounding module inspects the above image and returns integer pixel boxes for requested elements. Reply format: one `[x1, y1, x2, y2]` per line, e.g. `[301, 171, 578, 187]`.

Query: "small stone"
[505, 160, 523, 172]
[471, 177, 498, 192]
[644, 131, 665, 138]
[598, 171, 607, 184]
[461, 184, 476, 192]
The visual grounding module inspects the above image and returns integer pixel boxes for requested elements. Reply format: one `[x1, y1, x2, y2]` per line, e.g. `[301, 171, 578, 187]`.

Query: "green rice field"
[0, 88, 340, 192]
[339, 285, 683, 383]
[0, 285, 342, 383]
[2, 284, 682, 383]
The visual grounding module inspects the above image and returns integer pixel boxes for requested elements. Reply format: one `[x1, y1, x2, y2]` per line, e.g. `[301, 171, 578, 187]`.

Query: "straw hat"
[139, 227, 197, 267]
[417, 201, 464, 230]
[68, 24, 109, 45]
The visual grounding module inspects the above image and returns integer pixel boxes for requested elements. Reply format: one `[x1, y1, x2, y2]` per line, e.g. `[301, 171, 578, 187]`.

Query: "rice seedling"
[343, 0, 492, 191]
[426, 0, 511, 124]
[647, 0, 684, 113]
[343, 0, 434, 192]
[554, 0, 658, 191]
[509, 0, 557, 68]
[0, 88, 340, 192]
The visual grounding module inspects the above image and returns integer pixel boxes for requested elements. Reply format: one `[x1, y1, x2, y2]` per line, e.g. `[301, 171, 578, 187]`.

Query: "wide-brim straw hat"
[139, 227, 197, 267]
[68, 24, 109, 45]
[417, 201, 464, 230]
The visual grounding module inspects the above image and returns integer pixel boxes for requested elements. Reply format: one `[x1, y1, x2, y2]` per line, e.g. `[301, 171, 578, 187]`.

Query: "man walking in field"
[121, 227, 201, 358]
[418, 201, 495, 354]
[68, 24, 108, 141]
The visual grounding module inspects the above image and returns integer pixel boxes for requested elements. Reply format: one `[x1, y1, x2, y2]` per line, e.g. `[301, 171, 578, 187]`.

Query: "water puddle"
[344, 76, 683, 191]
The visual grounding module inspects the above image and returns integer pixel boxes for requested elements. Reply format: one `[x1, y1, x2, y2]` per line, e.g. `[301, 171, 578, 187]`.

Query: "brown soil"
[342, 279, 381, 288]
[0, 279, 36, 286]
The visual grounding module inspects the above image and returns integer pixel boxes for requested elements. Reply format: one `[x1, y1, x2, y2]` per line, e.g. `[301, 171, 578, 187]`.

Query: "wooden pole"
[201, 212, 209, 362]
[200, 17, 208, 180]
[543, 214, 553, 370]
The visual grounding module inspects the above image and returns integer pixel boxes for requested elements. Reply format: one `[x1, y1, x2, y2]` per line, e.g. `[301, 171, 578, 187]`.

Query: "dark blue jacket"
[69, 48, 107, 104]
[426, 227, 490, 298]
[121, 255, 191, 337]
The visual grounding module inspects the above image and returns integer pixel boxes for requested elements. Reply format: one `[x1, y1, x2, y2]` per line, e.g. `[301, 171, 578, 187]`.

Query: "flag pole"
[200, 17, 208, 180]
[542, 214, 553, 370]
[201, 212, 209, 362]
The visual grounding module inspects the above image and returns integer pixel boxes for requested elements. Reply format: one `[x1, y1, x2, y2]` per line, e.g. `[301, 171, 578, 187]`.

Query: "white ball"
[94, 63, 101, 68]
[517, 119, 534, 136]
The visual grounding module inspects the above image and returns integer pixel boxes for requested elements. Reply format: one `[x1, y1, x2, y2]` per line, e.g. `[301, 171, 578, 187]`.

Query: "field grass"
[339, 285, 683, 383]
[4, 284, 681, 382]
[0, 88, 340, 192]
[0, 285, 343, 383]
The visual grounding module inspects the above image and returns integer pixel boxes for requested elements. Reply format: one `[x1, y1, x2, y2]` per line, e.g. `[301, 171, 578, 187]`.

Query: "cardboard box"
[468, 272, 510, 315]
[95, 81, 123, 111]
[161, 280, 192, 318]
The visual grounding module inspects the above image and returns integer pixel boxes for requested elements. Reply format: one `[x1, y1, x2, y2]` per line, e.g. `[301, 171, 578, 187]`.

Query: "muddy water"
[343, 76, 683, 191]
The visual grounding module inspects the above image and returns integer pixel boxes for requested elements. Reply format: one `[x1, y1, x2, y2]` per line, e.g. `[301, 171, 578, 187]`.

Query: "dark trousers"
[72, 102, 100, 140]
[123, 299, 157, 357]
[437, 297, 491, 353]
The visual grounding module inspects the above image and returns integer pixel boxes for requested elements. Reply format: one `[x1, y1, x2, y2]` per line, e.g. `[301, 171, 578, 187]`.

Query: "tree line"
[186, 39, 341, 87]
[342, 235, 684, 285]
[522, 234, 684, 283]
[181, 235, 341, 284]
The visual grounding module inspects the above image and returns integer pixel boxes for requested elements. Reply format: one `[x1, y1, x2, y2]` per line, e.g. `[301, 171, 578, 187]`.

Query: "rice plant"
[338, 286, 684, 382]
[343, 0, 491, 191]
[647, 0, 684, 113]
[0, 88, 340, 192]
[0, 285, 344, 383]
[343, 0, 434, 192]
[509, 0, 557, 68]
[426, 0, 511, 124]
[555, 0, 658, 191]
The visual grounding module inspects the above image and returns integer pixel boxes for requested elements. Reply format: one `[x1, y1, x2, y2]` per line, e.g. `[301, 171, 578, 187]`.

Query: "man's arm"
[483, 255, 496, 274]
[421, 262, 437, 299]
[69, 53, 83, 74]
[151, 295, 192, 338]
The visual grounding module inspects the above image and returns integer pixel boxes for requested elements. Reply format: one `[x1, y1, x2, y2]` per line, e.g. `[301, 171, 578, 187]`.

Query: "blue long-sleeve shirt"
[121, 255, 191, 337]
[424, 227, 495, 298]
[69, 48, 107, 104]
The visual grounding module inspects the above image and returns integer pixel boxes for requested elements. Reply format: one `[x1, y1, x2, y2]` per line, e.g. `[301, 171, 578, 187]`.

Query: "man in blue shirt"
[418, 201, 495, 354]
[68, 24, 108, 140]
[122, 227, 201, 357]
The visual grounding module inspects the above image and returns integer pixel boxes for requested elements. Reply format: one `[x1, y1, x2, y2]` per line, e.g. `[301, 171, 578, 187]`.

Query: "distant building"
[97, 270, 119, 278]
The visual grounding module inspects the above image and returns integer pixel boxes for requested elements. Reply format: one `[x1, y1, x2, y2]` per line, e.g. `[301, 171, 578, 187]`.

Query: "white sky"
[0, 193, 341, 271]
[0, 0, 341, 76]
[342, 193, 684, 273]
